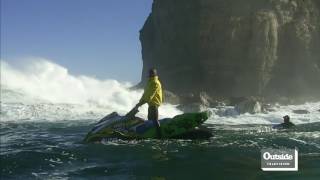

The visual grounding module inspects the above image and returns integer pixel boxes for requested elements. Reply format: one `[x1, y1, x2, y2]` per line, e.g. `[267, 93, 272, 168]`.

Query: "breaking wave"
[1, 58, 319, 180]
[0, 58, 182, 121]
[1, 57, 319, 125]
[207, 102, 320, 125]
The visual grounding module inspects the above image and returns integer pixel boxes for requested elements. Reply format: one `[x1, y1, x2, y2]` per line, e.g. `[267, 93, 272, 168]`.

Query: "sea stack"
[139, 0, 320, 102]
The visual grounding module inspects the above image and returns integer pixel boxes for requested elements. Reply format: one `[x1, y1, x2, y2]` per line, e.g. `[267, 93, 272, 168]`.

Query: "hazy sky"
[1, 0, 153, 83]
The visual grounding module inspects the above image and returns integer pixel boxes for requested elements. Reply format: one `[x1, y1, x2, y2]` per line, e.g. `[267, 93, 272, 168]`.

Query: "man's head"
[148, 68, 157, 78]
[283, 115, 290, 123]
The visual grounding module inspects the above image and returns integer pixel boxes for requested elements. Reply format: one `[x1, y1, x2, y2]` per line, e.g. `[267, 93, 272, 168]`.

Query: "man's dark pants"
[148, 105, 162, 138]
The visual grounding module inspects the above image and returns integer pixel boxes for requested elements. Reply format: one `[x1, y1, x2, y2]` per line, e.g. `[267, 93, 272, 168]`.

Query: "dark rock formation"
[293, 109, 310, 114]
[139, 0, 320, 102]
[163, 90, 180, 104]
[177, 103, 207, 113]
[235, 97, 263, 114]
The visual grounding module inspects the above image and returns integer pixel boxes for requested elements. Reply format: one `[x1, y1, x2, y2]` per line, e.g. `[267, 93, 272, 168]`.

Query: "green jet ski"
[84, 110, 211, 142]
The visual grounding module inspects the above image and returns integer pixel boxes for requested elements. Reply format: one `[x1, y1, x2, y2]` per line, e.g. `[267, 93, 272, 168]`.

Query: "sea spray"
[1, 60, 320, 179]
[1, 58, 319, 125]
[206, 102, 320, 125]
[0, 58, 182, 121]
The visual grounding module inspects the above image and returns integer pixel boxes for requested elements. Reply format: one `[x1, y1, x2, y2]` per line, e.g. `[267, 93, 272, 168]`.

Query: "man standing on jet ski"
[134, 68, 163, 138]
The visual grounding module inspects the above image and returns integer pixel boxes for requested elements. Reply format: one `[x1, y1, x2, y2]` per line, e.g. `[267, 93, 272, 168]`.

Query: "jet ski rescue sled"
[83, 110, 211, 142]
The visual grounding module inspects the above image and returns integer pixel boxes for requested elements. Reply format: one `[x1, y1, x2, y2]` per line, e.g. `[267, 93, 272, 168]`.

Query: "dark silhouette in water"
[274, 115, 295, 129]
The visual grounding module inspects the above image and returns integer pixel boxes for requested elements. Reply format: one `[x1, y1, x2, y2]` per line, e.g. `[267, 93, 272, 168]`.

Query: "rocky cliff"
[140, 0, 320, 102]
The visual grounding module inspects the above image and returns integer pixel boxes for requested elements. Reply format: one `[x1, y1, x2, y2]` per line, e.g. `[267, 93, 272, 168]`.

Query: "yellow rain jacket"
[139, 76, 163, 107]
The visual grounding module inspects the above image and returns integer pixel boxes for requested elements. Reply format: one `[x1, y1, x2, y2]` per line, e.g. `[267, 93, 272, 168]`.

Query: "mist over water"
[1, 58, 320, 179]
[1, 58, 137, 105]
[207, 102, 320, 125]
[1, 58, 182, 121]
[1, 58, 320, 125]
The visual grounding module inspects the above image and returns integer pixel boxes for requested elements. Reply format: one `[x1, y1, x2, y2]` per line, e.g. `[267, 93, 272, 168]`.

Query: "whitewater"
[1, 58, 320, 179]
[1, 58, 319, 125]
[1, 58, 182, 122]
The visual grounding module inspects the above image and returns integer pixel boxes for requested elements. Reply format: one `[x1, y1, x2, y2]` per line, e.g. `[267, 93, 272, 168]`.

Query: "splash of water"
[206, 102, 320, 125]
[0, 58, 182, 121]
[1, 58, 319, 124]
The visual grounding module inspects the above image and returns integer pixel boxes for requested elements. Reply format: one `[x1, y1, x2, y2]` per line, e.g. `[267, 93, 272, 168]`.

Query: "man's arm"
[136, 81, 158, 108]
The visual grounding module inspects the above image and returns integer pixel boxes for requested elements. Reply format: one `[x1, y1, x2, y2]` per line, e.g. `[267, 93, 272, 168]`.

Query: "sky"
[1, 0, 153, 83]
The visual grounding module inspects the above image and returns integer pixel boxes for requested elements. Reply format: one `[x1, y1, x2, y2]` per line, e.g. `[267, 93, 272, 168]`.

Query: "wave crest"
[0, 58, 182, 121]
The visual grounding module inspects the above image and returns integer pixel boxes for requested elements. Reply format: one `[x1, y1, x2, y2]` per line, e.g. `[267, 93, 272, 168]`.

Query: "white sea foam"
[206, 102, 320, 125]
[0, 58, 182, 121]
[1, 58, 319, 124]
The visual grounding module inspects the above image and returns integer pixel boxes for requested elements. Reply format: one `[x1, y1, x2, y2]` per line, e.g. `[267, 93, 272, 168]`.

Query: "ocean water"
[1, 59, 320, 179]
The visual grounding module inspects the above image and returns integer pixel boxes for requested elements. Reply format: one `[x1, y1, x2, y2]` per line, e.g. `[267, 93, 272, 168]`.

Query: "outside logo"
[261, 148, 298, 171]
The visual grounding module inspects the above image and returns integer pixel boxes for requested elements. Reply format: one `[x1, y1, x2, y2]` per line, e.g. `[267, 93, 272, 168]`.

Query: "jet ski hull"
[84, 111, 211, 142]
